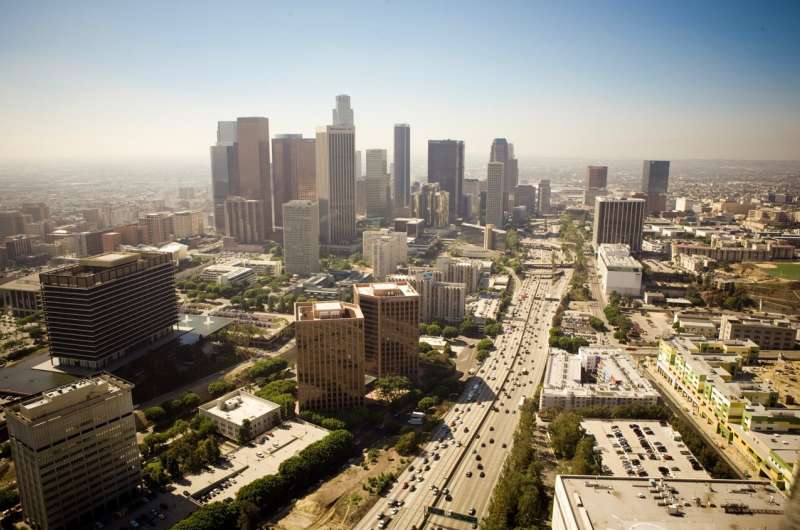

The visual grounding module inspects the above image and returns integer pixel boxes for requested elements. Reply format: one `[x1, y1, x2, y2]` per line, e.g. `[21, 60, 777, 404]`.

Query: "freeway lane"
[355, 248, 570, 530]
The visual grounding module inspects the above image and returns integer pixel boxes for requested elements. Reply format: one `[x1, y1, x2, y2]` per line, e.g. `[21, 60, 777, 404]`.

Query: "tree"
[374, 375, 412, 402]
[485, 322, 502, 337]
[476, 349, 490, 363]
[427, 323, 442, 336]
[477, 338, 494, 350]
[208, 380, 235, 397]
[458, 316, 475, 335]
[144, 406, 167, 424]
[171, 501, 239, 530]
[395, 431, 419, 456]
[237, 500, 261, 530]
[238, 419, 252, 445]
[588, 316, 606, 331]
[142, 461, 169, 490]
[442, 325, 458, 339]
[548, 411, 584, 459]
[418, 396, 438, 411]
[181, 391, 201, 410]
[0, 486, 19, 511]
[571, 436, 601, 474]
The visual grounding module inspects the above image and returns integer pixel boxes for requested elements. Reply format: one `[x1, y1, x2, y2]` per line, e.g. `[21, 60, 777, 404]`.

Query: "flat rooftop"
[582, 419, 710, 480]
[79, 252, 140, 268]
[200, 390, 280, 427]
[0, 271, 43, 292]
[13, 374, 130, 422]
[556, 476, 785, 530]
[295, 301, 363, 321]
[355, 281, 418, 297]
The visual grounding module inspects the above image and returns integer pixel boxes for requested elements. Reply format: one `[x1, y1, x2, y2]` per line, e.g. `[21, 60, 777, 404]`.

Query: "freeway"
[355, 249, 571, 530]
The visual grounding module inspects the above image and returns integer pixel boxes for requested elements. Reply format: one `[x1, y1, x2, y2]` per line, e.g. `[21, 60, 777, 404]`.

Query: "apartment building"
[720, 315, 796, 350]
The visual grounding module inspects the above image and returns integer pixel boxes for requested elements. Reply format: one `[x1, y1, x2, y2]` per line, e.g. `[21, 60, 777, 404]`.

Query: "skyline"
[1, 1, 799, 163]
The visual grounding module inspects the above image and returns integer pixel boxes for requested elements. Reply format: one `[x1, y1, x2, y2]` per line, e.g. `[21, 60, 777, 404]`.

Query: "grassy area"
[764, 262, 800, 280]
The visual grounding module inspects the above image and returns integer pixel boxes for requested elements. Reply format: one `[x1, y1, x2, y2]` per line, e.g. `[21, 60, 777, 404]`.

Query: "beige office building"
[7, 375, 140, 530]
[354, 282, 420, 381]
[295, 301, 365, 411]
[365, 149, 390, 218]
[363, 229, 407, 280]
[436, 255, 482, 293]
[235, 117, 273, 235]
[282, 200, 320, 275]
[316, 125, 356, 245]
[172, 210, 204, 238]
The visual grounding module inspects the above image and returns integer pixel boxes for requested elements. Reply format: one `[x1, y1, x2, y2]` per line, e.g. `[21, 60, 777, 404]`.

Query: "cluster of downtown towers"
[209, 94, 526, 250]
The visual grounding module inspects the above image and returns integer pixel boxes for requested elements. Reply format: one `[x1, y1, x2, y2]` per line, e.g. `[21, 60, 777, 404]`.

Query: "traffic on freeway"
[355, 249, 572, 530]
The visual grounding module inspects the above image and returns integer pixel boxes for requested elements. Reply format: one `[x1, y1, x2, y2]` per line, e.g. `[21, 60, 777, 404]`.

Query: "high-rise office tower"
[225, 196, 267, 244]
[408, 269, 466, 324]
[486, 161, 505, 227]
[316, 125, 356, 245]
[363, 229, 407, 279]
[139, 212, 173, 245]
[393, 124, 411, 209]
[295, 301, 365, 411]
[234, 117, 272, 236]
[462, 178, 482, 221]
[584, 165, 609, 207]
[282, 200, 320, 275]
[355, 150, 363, 179]
[537, 179, 551, 213]
[514, 184, 537, 215]
[427, 140, 464, 220]
[21, 202, 50, 222]
[172, 210, 204, 239]
[332, 94, 354, 126]
[641, 160, 670, 214]
[40, 251, 178, 369]
[490, 138, 517, 213]
[0, 210, 26, 238]
[210, 121, 238, 234]
[436, 256, 482, 294]
[354, 282, 420, 381]
[592, 197, 646, 252]
[7, 374, 141, 530]
[507, 142, 519, 193]
[272, 134, 316, 228]
[365, 149, 390, 218]
[411, 183, 449, 228]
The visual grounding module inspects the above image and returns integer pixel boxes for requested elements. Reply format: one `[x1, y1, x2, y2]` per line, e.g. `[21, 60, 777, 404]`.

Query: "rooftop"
[555, 476, 785, 530]
[199, 390, 280, 427]
[354, 281, 418, 298]
[12, 374, 130, 422]
[295, 301, 363, 321]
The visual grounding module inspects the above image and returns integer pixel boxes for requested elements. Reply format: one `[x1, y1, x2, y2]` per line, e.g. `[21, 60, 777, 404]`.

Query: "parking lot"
[180, 419, 329, 503]
[582, 419, 710, 480]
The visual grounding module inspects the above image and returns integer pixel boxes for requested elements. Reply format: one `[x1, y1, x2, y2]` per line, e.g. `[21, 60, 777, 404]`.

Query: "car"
[479, 471, 485, 477]
[469, 508, 477, 516]
[466, 471, 473, 477]
[489, 438, 495, 444]
[502, 443, 507, 448]
[475, 454, 482, 461]
[402, 482, 409, 489]
[477, 463, 484, 470]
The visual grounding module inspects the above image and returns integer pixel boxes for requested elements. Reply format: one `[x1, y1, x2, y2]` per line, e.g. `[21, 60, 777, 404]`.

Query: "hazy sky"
[1, 1, 799, 163]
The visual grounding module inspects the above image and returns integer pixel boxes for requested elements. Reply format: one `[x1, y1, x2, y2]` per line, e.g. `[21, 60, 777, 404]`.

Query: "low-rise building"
[552, 476, 785, 530]
[199, 389, 282, 442]
[0, 271, 42, 317]
[233, 258, 283, 276]
[597, 243, 642, 297]
[539, 348, 659, 411]
[720, 315, 796, 350]
[200, 264, 256, 285]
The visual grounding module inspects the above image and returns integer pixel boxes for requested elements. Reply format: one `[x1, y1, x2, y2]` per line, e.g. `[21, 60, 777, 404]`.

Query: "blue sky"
[1, 0, 798, 162]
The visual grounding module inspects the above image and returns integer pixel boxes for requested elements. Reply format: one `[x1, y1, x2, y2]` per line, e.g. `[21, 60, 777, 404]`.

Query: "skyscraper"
[514, 184, 536, 215]
[428, 139, 464, 220]
[365, 149, 390, 218]
[411, 183, 449, 228]
[593, 197, 646, 252]
[490, 138, 516, 213]
[282, 200, 320, 275]
[7, 374, 141, 530]
[486, 161, 505, 226]
[225, 196, 267, 244]
[332, 94, 354, 126]
[294, 301, 365, 411]
[354, 282, 420, 381]
[642, 160, 670, 214]
[235, 117, 272, 236]
[209, 121, 237, 233]
[537, 179, 551, 213]
[271, 134, 316, 228]
[316, 125, 356, 245]
[40, 251, 178, 369]
[585, 165, 609, 206]
[393, 124, 411, 209]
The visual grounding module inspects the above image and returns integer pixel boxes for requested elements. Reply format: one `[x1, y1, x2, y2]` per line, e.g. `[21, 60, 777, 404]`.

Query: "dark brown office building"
[428, 140, 464, 220]
[40, 252, 177, 369]
[354, 282, 420, 382]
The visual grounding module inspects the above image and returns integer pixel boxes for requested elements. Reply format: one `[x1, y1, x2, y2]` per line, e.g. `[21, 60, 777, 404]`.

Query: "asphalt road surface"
[355, 250, 571, 530]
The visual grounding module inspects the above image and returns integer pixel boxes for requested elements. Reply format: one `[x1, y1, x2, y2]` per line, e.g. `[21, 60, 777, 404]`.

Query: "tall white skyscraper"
[366, 149, 389, 218]
[332, 94, 354, 126]
[363, 229, 408, 280]
[316, 125, 356, 245]
[283, 200, 320, 275]
[486, 161, 505, 227]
